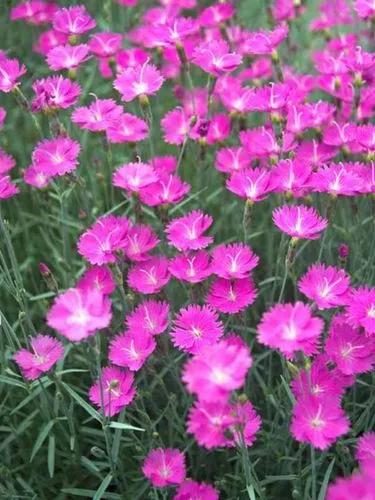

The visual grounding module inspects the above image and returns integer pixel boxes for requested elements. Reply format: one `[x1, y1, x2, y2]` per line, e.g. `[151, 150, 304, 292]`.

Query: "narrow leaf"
[30, 420, 55, 462]
[318, 457, 335, 500]
[61, 382, 101, 422]
[48, 435, 55, 478]
[93, 473, 113, 500]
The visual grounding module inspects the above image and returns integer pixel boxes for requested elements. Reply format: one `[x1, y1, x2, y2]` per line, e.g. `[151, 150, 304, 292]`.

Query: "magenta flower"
[34, 29, 69, 56]
[72, 99, 123, 132]
[32, 75, 81, 112]
[215, 147, 251, 174]
[11, 1, 47, 22]
[322, 122, 357, 147]
[192, 40, 242, 76]
[182, 337, 252, 401]
[290, 396, 350, 449]
[199, 3, 234, 26]
[227, 167, 277, 202]
[272, 205, 328, 240]
[207, 277, 257, 314]
[13, 334, 64, 380]
[257, 302, 323, 358]
[175, 480, 219, 500]
[294, 140, 337, 168]
[0, 57, 26, 93]
[142, 449, 186, 488]
[171, 304, 224, 354]
[166, 210, 213, 251]
[161, 108, 190, 145]
[32, 136, 80, 176]
[354, 0, 375, 19]
[114, 62, 164, 102]
[298, 263, 351, 310]
[140, 173, 190, 207]
[0, 148, 15, 174]
[127, 256, 170, 295]
[47, 287, 112, 342]
[77, 266, 115, 296]
[240, 127, 281, 158]
[346, 287, 375, 336]
[113, 162, 158, 195]
[88, 33, 122, 58]
[356, 432, 375, 477]
[89, 366, 135, 417]
[246, 83, 290, 113]
[230, 401, 262, 447]
[126, 300, 169, 336]
[211, 243, 259, 280]
[47, 43, 90, 71]
[169, 250, 211, 284]
[327, 472, 375, 500]
[124, 224, 159, 262]
[109, 330, 156, 371]
[53, 5, 96, 35]
[24, 165, 51, 189]
[0, 176, 19, 200]
[106, 113, 148, 143]
[312, 163, 364, 196]
[325, 315, 375, 375]
[273, 159, 312, 198]
[243, 25, 288, 55]
[78, 215, 130, 265]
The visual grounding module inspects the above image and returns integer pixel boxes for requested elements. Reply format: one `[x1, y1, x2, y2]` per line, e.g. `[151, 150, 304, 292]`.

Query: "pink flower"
[113, 162, 158, 194]
[32, 75, 81, 112]
[227, 167, 277, 202]
[257, 302, 323, 358]
[215, 147, 251, 173]
[77, 215, 131, 265]
[47, 287, 112, 342]
[34, 29, 69, 56]
[161, 108, 190, 145]
[243, 25, 288, 55]
[142, 448, 186, 488]
[88, 33, 122, 58]
[72, 99, 123, 132]
[246, 82, 290, 113]
[211, 243, 259, 279]
[0, 57, 26, 93]
[126, 300, 170, 336]
[290, 396, 350, 449]
[114, 62, 164, 102]
[169, 250, 211, 284]
[77, 266, 115, 295]
[240, 127, 281, 158]
[11, 1, 46, 22]
[298, 263, 351, 310]
[171, 304, 224, 354]
[140, 174, 190, 207]
[13, 334, 64, 380]
[109, 330, 156, 371]
[230, 401, 261, 447]
[207, 277, 257, 314]
[273, 159, 312, 197]
[124, 224, 159, 262]
[198, 3, 235, 26]
[0, 176, 19, 199]
[312, 163, 364, 196]
[53, 5, 96, 35]
[346, 287, 375, 336]
[323, 122, 357, 147]
[356, 432, 375, 477]
[166, 210, 213, 251]
[23, 165, 51, 189]
[272, 205, 328, 240]
[175, 480, 219, 500]
[192, 40, 242, 76]
[47, 43, 90, 71]
[89, 366, 135, 417]
[354, 0, 375, 19]
[327, 472, 375, 500]
[106, 113, 148, 143]
[127, 256, 170, 294]
[294, 140, 337, 168]
[0, 149, 15, 174]
[182, 337, 252, 401]
[32, 136, 80, 176]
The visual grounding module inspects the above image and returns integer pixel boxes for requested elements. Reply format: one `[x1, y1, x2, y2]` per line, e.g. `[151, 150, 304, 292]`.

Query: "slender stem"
[310, 445, 317, 500]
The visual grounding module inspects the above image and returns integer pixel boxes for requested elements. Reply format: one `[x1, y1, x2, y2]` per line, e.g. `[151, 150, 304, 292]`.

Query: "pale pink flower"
[356, 432, 375, 477]
[109, 330, 156, 371]
[258, 302, 323, 358]
[175, 480, 219, 500]
[126, 300, 170, 336]
[53, 5, 96, 35]
[47, 43, 90, 71]
[72, 99, 123, 132]
[192, 40, 242, 76]
[114, 62, 164, 102]
[169, 251, 211, 284]
[32, 75, 81, 112]
[227, 167, 277, 202]
[345, 287, 375, 336]
[113, 162, 158, 194]
[272, 205, 328, 240]
[89, 366, 135, 417]
[77, 266, 115, 295]
[13, 334, 64, 380]
[106, 113, 148, 143]
[127, 256, 170, 294]
[166, 210, 213, 251]
[142, 448, 186, 488]
[47, 287, 112, 342]
[211, 243, 259, 279]
[206, 277, 257, 314]
[0, 57, 26, 93]
[32, 136, 80, 176]
[171, 304, 224, 354]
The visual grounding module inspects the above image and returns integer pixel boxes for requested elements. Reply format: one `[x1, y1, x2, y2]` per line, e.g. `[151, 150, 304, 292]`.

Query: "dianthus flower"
[227, 167, 277, 202]
[354, 0, 375, 19]
[294, 141, 337, 168]
[272, 205, 328, 240]
[298, 263, 351, 310]
[345, 287, 375, 335]
[0, 57, 27, 93]
[0, 149, 15, 174]
[215, 147, 251, 173]
[207, 277, 257, 314]
[198, 3, 234, 26]
[89, 366, 135, 417]
[175, 480, 219, 500]
[72, 99, 123, 132]
[0, 176, 20, 199]
[113, 162, 158, 194]
[192, 40, 242, 76]
[161, 108, 191, 145]
[257, 302, 323, 358]
[273, 159, 312, 198]
[77, 266, 115, 295]
[322, 122, 357, 147]
[126, 300, 169, 336]
[229, 401, 261, 447]
[53, 5, 96, 35]
[242, 25, 288, 55]
[88, 33, 122, 58]
[23, 165, 50, 189]
[123, 224, 159, 262]
[31, 136, 80, 176]
[291, 395, 350, 449]
[77, 215, 131, 265]
[240, 127, 281, 158]
[109, 330, 156, 371]
[10, 1, 47, 22]
[182, 337, 252, 401]
[356, 432, 375, 477]
[106, 113, 148, 143]
[142, 448, 186, 488]
[114, 61, 164, 102]
[211, 243, 259, 279]
[47, 287, 112, 341]
[32, 75, 81, 112]
[327, 472, 375, 500]
[171, 304, 224, 354]
[127, 256, 170, 294]
[140, 173, 190, 207]
[47, 43, 90, 71]
[34, 29, 69, 56]
[246, 82, 290, 113]
[166, 210, 213, 251]
[13, 334, 64, 380]
[169, 250, 211, 284]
